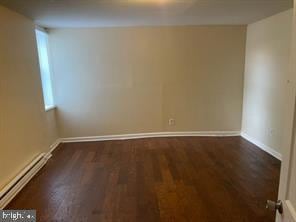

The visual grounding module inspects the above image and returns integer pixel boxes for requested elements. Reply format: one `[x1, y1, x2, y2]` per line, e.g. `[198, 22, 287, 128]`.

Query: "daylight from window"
[35, 29, 55, 110]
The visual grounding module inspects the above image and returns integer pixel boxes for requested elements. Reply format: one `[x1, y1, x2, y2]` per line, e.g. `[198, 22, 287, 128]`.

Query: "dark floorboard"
[6, 136, 281, 222]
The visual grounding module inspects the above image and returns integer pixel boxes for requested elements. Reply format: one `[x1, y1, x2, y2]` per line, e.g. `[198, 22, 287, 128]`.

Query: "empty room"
[0, 0, 296, 221]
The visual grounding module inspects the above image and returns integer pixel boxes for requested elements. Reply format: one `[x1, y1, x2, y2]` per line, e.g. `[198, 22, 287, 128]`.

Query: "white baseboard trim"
[241, 132, 282, 161]
[61, 131, 241, 143]
[0, 139, 62, 209]
[43, 139, 62, 160]
[0, 154, 47, 209]
[48, 139, 62, 154]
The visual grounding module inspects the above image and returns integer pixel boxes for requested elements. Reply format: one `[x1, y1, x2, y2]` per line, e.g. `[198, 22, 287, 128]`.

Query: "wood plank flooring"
[6, 136, 281, 222]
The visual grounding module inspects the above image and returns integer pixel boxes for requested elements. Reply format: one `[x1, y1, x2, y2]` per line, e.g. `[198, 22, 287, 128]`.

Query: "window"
[35, 29, 55, 111]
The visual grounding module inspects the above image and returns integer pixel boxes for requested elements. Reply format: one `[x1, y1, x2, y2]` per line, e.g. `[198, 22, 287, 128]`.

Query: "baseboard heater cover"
[0, 153, 49, 209]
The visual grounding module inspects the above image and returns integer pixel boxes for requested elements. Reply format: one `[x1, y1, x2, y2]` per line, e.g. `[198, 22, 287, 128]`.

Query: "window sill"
[45, 105, 56, 112]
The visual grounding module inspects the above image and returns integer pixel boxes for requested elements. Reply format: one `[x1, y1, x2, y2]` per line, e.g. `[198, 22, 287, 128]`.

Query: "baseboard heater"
[0, 153, 50, 209]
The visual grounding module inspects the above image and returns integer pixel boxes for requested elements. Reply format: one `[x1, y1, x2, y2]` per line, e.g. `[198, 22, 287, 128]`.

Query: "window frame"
[35, 27, 56, 112]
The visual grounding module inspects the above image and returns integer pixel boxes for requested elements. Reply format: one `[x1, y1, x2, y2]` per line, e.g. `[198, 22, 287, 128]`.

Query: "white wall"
[49, 26, 246, 138]
[242, 9, 293, 156]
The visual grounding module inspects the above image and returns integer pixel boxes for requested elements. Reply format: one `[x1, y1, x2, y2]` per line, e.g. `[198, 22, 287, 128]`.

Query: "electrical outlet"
[169, 118, 175, 126]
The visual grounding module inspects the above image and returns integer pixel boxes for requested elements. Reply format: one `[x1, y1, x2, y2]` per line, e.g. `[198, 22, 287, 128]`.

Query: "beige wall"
[0, 6, 59, 190]
[49, 26, 246, 138]
[242, 9, 293, 155]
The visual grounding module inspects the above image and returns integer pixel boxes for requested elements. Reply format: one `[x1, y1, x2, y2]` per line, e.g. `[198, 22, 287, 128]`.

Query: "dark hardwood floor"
[6, 136, 281, 222]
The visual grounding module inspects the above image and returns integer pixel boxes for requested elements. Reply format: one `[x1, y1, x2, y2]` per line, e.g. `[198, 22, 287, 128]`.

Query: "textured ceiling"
[0, 0, 293, 28]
